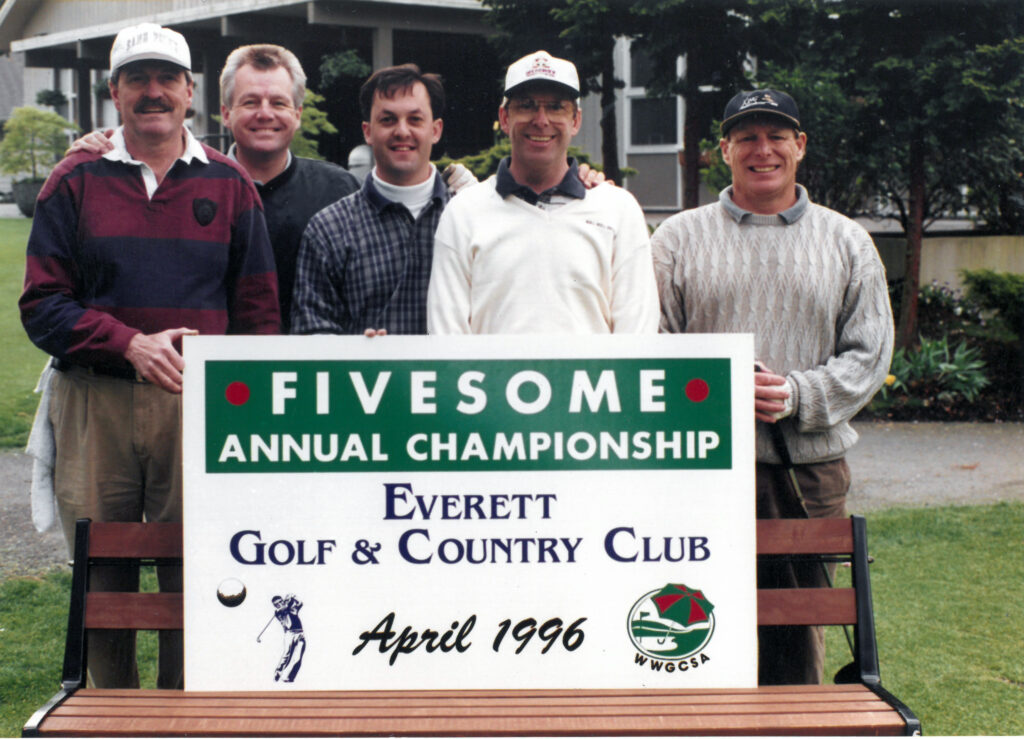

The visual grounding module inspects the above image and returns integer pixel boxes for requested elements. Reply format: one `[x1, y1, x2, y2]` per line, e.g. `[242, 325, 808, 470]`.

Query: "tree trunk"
[897, 135, 926, 349]
[599, 50, 621, 185]
[682, 94, 703, 210]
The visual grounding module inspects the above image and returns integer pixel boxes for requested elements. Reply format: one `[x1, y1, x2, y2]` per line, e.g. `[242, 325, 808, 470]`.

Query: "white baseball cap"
[110, 23, 191, 76]
[503, 50, 579, 100]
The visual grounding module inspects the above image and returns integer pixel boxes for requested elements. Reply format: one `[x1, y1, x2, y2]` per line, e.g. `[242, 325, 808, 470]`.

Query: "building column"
[372, 25, 393, 70]
[202, 47, 222, 148]
[75, 63, 93, 132]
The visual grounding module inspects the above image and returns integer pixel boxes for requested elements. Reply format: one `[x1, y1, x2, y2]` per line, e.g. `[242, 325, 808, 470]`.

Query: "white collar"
[104, 126, 208, 198]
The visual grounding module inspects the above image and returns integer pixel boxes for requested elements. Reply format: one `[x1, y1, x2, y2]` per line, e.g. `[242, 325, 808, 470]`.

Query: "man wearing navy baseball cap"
[652, 89, 893, 684]
[719, 88, 802, 138]
[427, 50, 658, 335]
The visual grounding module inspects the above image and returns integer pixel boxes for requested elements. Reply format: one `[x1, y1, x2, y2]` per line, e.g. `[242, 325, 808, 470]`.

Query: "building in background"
[0, 0, 700, 213]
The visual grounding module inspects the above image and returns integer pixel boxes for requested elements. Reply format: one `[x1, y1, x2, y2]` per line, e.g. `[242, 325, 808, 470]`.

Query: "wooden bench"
[24, 516, 920, 736]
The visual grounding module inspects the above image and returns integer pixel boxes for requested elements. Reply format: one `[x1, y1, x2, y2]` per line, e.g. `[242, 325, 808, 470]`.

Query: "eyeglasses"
[507, 98, 576, 121]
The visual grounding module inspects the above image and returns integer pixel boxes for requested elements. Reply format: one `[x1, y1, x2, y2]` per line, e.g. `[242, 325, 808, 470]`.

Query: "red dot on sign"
[685, 379, 710, 403]
[225, 382, 250, 406]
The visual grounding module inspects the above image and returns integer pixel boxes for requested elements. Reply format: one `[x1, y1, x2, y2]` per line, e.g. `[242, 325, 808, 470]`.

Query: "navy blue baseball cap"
[721, 89, 800, 136]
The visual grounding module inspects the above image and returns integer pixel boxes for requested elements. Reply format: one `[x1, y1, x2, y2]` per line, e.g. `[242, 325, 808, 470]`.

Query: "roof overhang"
[2, 0, 488, 65]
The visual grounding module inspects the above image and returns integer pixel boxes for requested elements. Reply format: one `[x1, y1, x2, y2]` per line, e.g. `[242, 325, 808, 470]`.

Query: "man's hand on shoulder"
[65, 129, 115, 158]
[578, 162, 612, 189]
[442, 163, 478, 194]
[125, 327, 198, 394]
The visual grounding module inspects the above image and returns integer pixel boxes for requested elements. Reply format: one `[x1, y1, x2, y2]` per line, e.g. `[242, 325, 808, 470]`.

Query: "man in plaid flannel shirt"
[290, 64, 451, 336]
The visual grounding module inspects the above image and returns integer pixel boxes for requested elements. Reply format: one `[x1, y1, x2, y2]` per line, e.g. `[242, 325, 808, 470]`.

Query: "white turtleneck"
[371, 167, 436, 219]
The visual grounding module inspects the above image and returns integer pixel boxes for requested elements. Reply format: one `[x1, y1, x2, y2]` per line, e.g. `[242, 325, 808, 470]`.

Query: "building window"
[630, 97, 677, 146]
[630, 46, 657, 88]
[622, 39, 682, 210]
[626, 45, 678, 149]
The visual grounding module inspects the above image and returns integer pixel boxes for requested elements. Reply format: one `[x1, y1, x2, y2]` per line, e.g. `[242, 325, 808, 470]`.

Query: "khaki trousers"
[49, 367, 184, 689]
[755, 457, 850, 685]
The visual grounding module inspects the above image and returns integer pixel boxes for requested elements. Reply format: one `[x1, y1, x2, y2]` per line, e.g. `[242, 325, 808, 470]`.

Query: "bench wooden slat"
[39, 717, 907, 737]
[87, 522, 182, 559]
[47, 701, 906, 719]
[79, 589, 858, 631]
[84, 520, 856, 559]
[755, 519, 853, 555]
[50, 685, 898, 710]
[37, 715, 908, 736]
[30, 716, 911, 738]
[39, 686, 908, 736]
[83, 593, 182, 630]
[58, 685, 882, 706]
[757, 588, 857, 625]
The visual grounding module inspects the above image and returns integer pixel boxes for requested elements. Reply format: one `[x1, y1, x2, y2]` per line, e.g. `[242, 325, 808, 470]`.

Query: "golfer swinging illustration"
[257, 593, 306, 682]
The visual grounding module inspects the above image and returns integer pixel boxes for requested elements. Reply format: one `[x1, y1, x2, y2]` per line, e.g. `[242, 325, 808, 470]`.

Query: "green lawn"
[0, 218, 48, 448]
[822, 502, 1024, 735]
[3, 502, 1022, 736]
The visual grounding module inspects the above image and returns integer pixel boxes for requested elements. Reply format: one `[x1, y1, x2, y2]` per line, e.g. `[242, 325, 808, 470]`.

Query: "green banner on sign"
[205, 358, 732, 472]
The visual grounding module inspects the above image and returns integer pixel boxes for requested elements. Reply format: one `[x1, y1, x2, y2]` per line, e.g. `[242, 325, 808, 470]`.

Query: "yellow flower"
[885, 374, 896, 386]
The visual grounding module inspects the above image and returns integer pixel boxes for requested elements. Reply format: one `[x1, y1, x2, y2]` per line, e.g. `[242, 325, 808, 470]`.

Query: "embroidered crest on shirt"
[193, 198, 217, 226]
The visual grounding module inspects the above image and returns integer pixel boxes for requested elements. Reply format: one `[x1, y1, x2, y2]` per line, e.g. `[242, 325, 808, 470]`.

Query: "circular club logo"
[628, 583, 715, 660]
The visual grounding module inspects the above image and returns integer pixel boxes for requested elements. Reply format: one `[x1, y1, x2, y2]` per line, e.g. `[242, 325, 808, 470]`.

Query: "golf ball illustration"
[217, 578, 247, 607]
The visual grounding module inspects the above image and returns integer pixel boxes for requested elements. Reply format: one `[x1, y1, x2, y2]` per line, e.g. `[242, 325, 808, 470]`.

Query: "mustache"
[134, 98, 173, 113]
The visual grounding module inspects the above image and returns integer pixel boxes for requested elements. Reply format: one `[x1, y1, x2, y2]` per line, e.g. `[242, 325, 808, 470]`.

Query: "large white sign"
[182, 334, 756, 690]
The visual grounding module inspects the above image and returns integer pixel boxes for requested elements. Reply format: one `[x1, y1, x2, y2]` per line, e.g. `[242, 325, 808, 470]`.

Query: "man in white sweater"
[652, 90, 893, 685]
[427, 51, 658, 334]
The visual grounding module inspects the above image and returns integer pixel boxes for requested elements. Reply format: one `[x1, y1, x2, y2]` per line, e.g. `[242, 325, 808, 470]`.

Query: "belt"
[52, 357, 146, 383]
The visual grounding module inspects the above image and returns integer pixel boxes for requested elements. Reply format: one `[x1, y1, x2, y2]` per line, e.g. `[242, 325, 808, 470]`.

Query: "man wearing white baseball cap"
[426, 50, 658, 334]
[20, 22, 279, 690]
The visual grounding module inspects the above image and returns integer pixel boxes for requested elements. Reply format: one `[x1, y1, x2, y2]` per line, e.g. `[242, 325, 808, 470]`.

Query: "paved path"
[2, 421, 1022, 579]
[0, 202, 27, 218]
[844, 421, 1024, 511]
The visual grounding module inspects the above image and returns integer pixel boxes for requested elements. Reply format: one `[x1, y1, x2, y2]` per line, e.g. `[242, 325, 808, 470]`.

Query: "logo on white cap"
[524, 54, 556, 81]
[504, 50, 579, 98]
[110, 23, 191, 75]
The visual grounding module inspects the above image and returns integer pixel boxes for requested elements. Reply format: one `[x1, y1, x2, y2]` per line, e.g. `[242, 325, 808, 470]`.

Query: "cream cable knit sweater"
[652, 186, 893, 464]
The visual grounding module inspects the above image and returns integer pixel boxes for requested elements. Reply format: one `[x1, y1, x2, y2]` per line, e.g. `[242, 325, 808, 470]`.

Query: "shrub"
[35, 89, 68, 109]
[435, 139, 512, 180]
[961, 269, 1024, 341]
[92, 78, 112, 100]
[916, 281, 985, 336]
[290, 89, 337, 161]
[879, 335, 990, 408]
[868, 275, 1021, 421]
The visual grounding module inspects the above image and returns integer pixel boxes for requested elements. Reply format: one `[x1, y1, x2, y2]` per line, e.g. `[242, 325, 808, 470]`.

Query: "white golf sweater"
[428, 178, 659, 335]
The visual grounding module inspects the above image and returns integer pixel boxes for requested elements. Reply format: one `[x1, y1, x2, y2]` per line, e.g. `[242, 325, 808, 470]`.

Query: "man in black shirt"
[219, 44, 360, 331]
